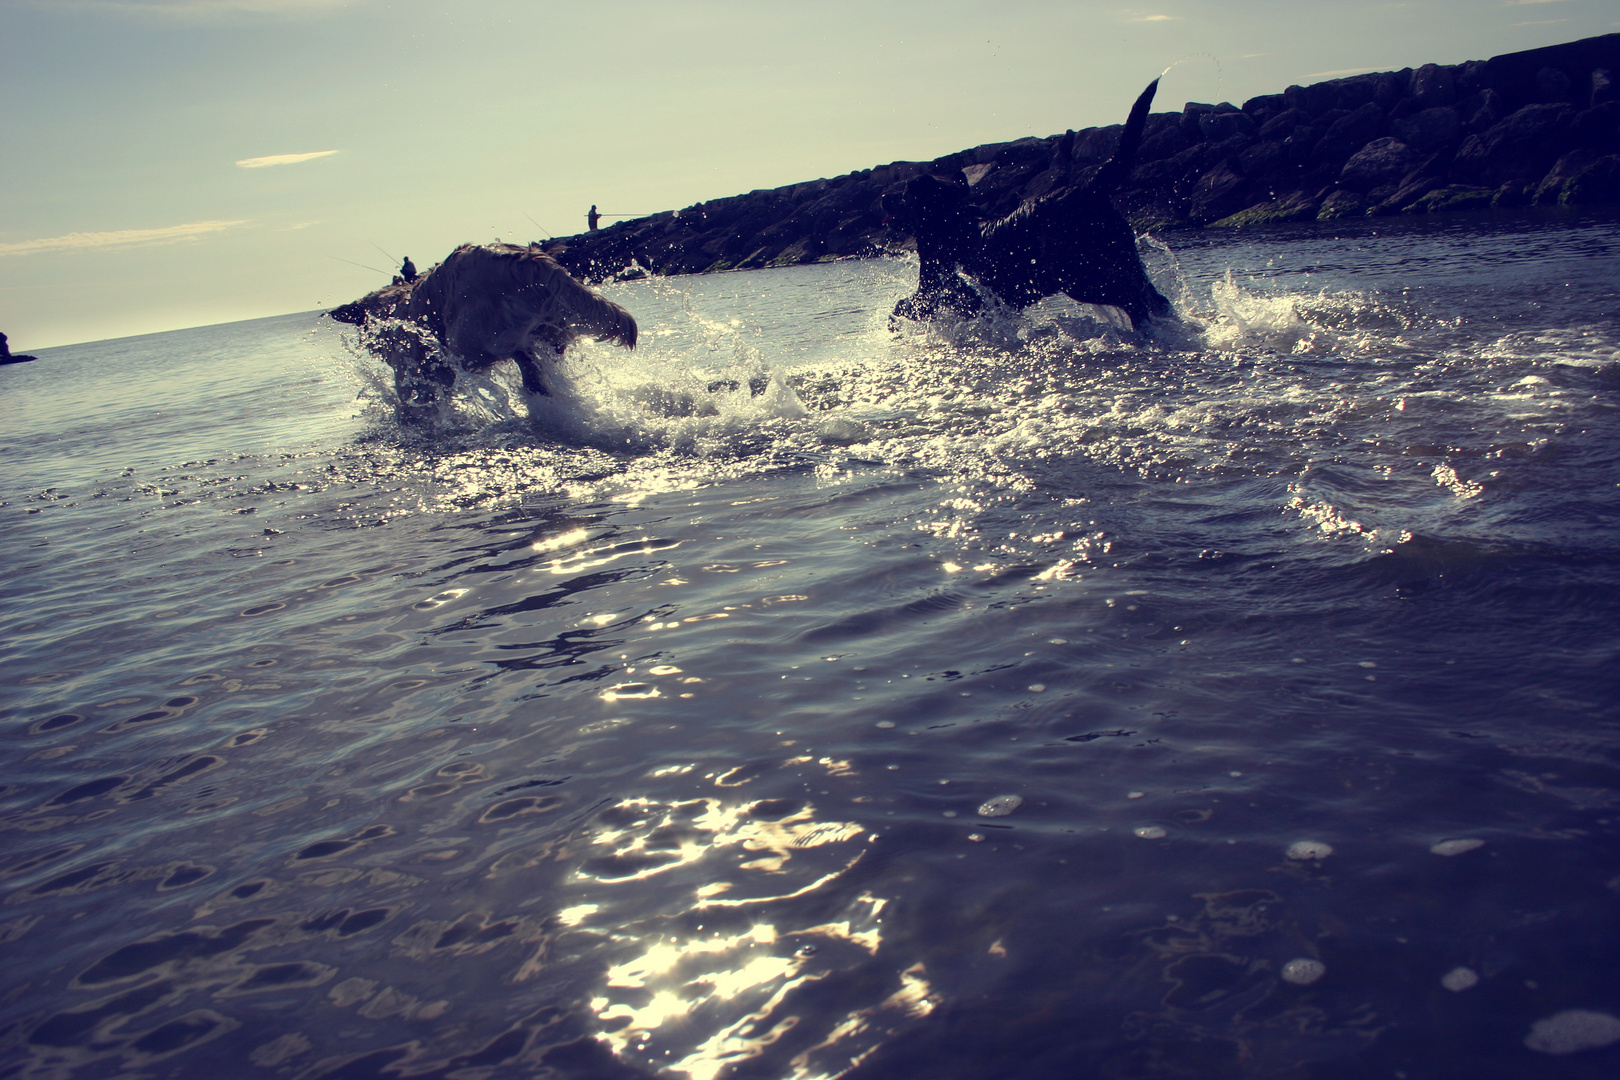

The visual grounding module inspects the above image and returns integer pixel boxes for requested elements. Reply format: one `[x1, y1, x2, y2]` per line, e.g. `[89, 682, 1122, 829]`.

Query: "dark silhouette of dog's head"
[885, 172, 980, 264]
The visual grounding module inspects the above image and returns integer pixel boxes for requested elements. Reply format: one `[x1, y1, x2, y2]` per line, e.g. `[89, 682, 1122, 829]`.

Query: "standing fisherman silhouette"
[587, 205, 601, 232]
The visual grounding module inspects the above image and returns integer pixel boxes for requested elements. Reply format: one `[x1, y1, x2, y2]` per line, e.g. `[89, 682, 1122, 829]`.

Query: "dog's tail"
[1091, 78, 1159, 194]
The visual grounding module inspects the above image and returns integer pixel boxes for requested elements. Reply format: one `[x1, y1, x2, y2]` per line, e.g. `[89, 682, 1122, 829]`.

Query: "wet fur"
[889, 80, 1173, 329]
[328, 243, 637, 420]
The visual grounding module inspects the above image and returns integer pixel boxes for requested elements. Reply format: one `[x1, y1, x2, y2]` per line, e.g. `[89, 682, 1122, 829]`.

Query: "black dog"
[887, 79, 1173, 329]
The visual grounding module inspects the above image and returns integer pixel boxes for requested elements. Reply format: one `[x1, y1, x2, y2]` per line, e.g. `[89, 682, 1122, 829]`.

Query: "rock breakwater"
[542, 34, 1620, 284]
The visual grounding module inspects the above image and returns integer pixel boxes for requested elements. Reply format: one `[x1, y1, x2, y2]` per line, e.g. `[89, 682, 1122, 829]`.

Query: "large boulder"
[1188, 160, 1253, 223]
[1452, 102, 1577, 185]
[1411, 63, 1458, 107]
[1560, 154, 1620, 204]
[1405, 185, 1495, 213]
[1317, 102, 1388, 161]
[1209, 189, 1322, 227]
[1259, 107, 1312, 140]
[1340, 138, 1420, 191]
[1317, 188, 1369, 220]
[1572, 100, 1620, 146]
[1533, 149, 1607, 203]
[1370, 151, 1454, 213]
[1284, 81, 1338, 116]
[1391, 107, 1463, 153]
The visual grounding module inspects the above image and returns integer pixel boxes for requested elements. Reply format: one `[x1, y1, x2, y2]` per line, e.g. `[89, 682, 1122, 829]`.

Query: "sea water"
[2, 208, 1619, 1079]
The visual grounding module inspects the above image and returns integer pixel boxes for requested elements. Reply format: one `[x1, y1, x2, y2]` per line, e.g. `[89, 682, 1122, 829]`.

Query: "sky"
[2, 0, 1616, 349]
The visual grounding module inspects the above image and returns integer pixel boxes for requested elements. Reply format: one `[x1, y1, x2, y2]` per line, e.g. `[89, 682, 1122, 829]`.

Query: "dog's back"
[972, 79, 1172, 324]
[408, 244, 637, 367]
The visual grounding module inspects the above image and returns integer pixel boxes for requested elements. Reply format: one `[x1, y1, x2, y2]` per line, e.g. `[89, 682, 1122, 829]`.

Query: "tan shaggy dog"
[328, 243, 638, 421]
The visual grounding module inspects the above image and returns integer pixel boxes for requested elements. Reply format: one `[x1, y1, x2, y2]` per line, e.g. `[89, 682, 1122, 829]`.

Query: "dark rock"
[1480, 34, 1620, 112]
[1572, 101, 1620, 148]
[1237, 140, 1287, 179]
[1189, 160, 1252, 223]
[1209, 189, 1322, 227]
[1181, 102, 1215, 139]
[1534, 149, 1606, 203]
[538, 34, 1620, 277]
[1331, 74, 1380, 110]
[1452, 103, 1577, 185]
[1260, 108, 1312, 140]
[1561, 154, 1620, 203]
[1492, 182, 1532, 208]
[1282, 126, 1322, 167]
[1537, 65, 1574, 103]
[1138, 125, 1192, 162]
[1317, 102, 1387, 161]
[1388, 97, 1422, 123]
[1370, 152, 1454, 214]
[1376, 70, 1413, 110]
[1405, 185, 1495, 213]
[1461, 88, 1507, 133]
[1127, 156, 1182, 189]
[1242, 93, 1286, 121]
[1595, 67, 1616, 106]
[1340, 138, 1420, 191]
[1199, 110, 1257, 142]
[1412, 63, 1458, 107]
[994, 138, 1052, 168]
[1317, 189, 1369, 220]
[1391, 107, 1463, 154]
[1208, 132, 1258, 160]
[1165, 142, 1221, 183]
[1315, 107, 1353, 132]
[1070, 123, 1125, 163]
[1284, 82, 1338, 116]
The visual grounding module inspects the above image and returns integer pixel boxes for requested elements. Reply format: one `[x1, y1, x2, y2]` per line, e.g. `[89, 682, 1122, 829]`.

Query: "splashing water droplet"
[1441, 966, 1479, 992]
[1281, 958, 1325, 985]
[977, 795, 1023, 818]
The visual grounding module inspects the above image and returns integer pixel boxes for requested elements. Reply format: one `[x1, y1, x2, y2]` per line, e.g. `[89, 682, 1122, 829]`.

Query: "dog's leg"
[379, 324, 455, 422]
[512, 347, 551, 396]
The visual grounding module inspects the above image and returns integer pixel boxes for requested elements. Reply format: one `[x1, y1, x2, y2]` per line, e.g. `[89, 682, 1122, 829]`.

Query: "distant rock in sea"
[541, 33, 1620, 284]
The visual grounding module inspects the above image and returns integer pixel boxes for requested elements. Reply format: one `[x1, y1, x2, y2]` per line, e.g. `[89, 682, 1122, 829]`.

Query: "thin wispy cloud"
[45, 0, 349, 17]
[235, 150, 340, 169]
[1136, 14, 1175, 21]
[0, 220, 247, 259]
[1511, 17, 1568, 24]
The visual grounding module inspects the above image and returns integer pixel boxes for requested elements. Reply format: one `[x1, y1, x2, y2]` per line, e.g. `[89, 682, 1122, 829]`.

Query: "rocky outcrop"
[542, 34, 1620, 283]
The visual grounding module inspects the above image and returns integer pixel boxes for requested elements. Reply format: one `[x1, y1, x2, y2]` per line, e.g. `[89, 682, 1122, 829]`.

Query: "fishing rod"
[522, 211, 553, 238]
[369, 240, 398, 264]
[330, 255, 389, 275]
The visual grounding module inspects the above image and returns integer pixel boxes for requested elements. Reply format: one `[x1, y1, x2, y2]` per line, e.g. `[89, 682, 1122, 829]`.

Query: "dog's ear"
[880, 189, 908, 229]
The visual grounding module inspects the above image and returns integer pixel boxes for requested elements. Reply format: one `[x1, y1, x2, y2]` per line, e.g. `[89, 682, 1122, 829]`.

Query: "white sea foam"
[1280, 958, 1325, 985]
[1525, 1010, 1620, 1055]
[977, 795, 1023, 818]
[1286, 840, 1333, 861]
[1441, 966, 1479, 992]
